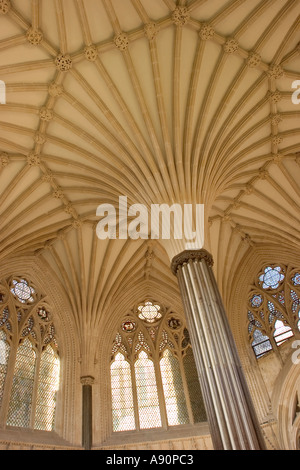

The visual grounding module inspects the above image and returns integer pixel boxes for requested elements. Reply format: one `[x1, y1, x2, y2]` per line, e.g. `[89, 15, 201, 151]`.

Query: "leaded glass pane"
[0, 330, 10, 406]
[111, 353, 135, 432]
[160, 349, 189, 426]
[138, 302, 162, 323]
[183, 348, 206, 423]
[292, 273, 300, 286]
[34, 346, 60, 431]
[252, 329, 272, 358]
[11, 279, 35, 304]
[250, 294, 263, 308]
[273, 320, 293, 346]
[0, 307, 11, 331]
[135, 351, 161, 429]
[7, 339, 36, 428]
[259, 266, 284, 290]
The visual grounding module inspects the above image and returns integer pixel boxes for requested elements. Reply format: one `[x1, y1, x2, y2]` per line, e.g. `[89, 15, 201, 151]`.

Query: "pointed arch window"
[0, 277, 60, 431]
[111, 353, 135, 432]
[248, 265, 300, 359]
[110, 300, 206, 433]
[35, 345, 60, 431]
[160, 349, 189, 426]
[135, 351, 161, 429]
[7, 339, 36, 428]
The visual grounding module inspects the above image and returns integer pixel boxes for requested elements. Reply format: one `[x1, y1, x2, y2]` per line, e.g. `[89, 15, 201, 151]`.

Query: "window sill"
[98, 422, 210, 448]
[0, 427, 77, 449]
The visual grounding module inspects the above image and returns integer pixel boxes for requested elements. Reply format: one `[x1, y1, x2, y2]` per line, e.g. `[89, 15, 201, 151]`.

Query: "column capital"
[171, 249, 214, 275]
[80, 375, 95, 386]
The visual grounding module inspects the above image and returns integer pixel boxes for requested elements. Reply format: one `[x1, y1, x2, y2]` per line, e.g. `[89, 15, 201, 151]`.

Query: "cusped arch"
[0, 255, 80, 445]
[227, 244, 300, 445]
[228, 244, 300, 356]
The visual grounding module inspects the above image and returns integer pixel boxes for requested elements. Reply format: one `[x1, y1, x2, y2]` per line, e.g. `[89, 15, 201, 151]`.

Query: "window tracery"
[248, 265, 300, 358]
[110, 300, 206, 433]
[0, 276, 60, 431]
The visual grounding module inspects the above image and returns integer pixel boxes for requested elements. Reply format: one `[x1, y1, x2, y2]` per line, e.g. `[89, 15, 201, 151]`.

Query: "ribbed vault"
[0, 0, 299, 371]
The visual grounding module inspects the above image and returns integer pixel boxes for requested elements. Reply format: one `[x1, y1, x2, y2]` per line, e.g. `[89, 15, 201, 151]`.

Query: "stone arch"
[0, 255, 80, 445]
[227, 244, 300, 448]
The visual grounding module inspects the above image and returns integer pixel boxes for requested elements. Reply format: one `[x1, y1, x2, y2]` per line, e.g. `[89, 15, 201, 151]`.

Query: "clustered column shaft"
[81, 376, 94, 450]
[171, 249, 266, 450]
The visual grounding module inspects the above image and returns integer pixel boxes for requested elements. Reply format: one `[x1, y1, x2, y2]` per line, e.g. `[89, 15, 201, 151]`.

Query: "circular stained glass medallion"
[250, 294, 263, 308]
[37, 307, 50, 322]
[121, 320, 136, 332]
[138, 301, 162, 323]
[259, 266, 284, 290]
[11, 279, 35, 303]
[292, 273, 300, 286]
[168, 317, 182, 330]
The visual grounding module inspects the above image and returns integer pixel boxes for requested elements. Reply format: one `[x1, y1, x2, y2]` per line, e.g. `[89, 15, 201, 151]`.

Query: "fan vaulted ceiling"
[0, 0, 299, 337]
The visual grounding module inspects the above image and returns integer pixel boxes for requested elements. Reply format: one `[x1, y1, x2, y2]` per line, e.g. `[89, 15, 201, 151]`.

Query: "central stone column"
[81, 376, 94, 450]
[171, 249, 265, 450]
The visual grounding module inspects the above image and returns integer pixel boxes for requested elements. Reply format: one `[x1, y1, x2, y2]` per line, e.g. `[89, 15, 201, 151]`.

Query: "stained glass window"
[273, 320, 293, 346]
[122, 320, 136, 332]
[111, 353, 135, 432]
[138, 301, 162, 323]
[250, 294, 263, 308]
[0, 275, 60, 432]
[7, 339, 36, 428]
[251, 329, 272, 358]
[292, 273, 300, 286]
[160, 350, 189, 426]
[34, 346, 60, 431]
[0, 307, 11, 331]
[11, 279, 35, 304]
[259, 267, 285, 290]
[0, 331, 10, 407]
[110, 300, 206, 433]
[183, 348, 207, 423]
[248, 264, 300, 359]
[135, 351, 161, 429]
